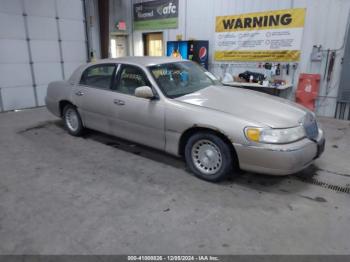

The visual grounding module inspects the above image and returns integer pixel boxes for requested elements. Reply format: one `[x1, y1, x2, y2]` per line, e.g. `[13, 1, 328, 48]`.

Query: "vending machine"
[166, 40, 209, 69]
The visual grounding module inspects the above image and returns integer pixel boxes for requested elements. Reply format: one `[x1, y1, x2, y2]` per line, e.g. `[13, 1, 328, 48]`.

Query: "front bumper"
[234, 129, 325, 175]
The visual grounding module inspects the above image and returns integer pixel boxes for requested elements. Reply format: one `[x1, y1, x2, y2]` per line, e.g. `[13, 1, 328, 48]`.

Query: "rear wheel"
[184, 132, 235, 182]
[63, 104, 84, 136]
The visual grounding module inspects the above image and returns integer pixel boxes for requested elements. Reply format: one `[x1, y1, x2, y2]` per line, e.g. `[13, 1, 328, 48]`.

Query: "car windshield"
[148, 61, 221, 98]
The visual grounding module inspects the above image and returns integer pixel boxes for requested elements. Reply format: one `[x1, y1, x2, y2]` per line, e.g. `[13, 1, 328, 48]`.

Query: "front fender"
[164, 99, 259, 156]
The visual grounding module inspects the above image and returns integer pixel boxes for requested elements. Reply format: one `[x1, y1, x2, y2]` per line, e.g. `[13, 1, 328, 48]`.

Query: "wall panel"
[1, 86, 36, 111]
[0, 0, 87, 112]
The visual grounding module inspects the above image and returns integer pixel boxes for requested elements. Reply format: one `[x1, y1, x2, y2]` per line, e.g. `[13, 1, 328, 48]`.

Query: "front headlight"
[244, 125, 305, 144]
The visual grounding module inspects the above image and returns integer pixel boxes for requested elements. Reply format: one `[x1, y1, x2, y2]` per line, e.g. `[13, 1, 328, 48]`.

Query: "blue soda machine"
[166, 40, 209, 69]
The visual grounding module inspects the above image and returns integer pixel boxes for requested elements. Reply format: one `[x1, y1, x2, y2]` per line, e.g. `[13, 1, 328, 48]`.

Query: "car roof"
[89, 56, 183, 67]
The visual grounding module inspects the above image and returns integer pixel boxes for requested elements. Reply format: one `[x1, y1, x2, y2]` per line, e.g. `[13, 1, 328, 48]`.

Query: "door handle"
[75, 90, 84, 96]
[113, 99, 125, 105]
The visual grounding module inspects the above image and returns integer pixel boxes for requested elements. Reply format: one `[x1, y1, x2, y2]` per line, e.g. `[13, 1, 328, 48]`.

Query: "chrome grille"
[303, 113, 319, 140]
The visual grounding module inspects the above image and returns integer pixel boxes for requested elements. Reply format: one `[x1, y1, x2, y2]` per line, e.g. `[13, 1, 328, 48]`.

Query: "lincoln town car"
[46, 57, 325, 182]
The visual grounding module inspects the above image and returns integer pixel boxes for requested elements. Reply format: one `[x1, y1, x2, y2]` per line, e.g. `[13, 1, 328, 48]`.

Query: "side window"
[113, 65, 150, 95]
[80, 64, 116, 89]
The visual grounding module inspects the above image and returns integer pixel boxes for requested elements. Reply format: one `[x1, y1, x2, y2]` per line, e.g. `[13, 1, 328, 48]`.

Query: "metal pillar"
[21, 0, 39, 106]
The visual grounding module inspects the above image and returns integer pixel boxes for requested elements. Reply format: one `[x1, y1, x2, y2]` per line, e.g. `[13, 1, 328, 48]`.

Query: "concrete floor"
[0, 107, 349, 255]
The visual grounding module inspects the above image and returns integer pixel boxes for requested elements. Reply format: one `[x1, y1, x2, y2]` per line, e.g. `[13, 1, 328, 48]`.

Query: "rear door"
[109, 64, 165, 150]
[73, 63, 117, 134]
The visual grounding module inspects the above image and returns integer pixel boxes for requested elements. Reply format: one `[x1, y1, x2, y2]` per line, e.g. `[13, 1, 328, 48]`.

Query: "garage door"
[0, 0, 87, 112]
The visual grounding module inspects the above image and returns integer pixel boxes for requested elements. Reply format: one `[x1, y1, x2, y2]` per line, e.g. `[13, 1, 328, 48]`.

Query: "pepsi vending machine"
[166, 40, 209, 69]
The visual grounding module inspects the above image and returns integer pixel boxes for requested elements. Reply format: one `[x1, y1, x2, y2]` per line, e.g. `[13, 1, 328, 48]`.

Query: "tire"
[184, 132, 235, 182]
[63, 104, 84, 136]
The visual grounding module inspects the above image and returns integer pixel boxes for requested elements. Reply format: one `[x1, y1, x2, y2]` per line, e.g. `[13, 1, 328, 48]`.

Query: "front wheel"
[63, 104, 84, 136]
[184, 132, 236, 182]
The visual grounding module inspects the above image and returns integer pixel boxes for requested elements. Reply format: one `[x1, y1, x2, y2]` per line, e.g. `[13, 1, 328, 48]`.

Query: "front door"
[109, 64, 165, 150]
[110, 35, 128, 58]
[143, 32, 163, 56]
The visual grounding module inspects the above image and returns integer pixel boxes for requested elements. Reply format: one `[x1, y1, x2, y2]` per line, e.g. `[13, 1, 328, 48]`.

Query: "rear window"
[80, 64, 116, 89]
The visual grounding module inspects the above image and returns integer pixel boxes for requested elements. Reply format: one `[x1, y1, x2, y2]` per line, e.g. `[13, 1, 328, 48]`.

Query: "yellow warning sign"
[216, 8, 305, 32]
[214, 50, 301, 62]
[214, 8, 306, 61]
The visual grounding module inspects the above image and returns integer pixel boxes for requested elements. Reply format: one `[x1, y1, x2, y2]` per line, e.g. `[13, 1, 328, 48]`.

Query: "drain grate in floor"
[295, 176, 350, 194]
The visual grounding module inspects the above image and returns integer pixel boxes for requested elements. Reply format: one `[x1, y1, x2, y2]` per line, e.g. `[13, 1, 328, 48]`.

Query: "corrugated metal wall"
[128, 0, 350, 117]
[0, 0, 87, 112]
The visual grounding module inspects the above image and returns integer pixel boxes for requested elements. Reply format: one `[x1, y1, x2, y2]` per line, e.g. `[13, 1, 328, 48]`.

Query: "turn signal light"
[245, 128, 260, 142]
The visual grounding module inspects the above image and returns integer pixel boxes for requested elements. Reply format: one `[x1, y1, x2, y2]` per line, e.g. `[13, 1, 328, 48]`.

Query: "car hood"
[174, 85, 308, 128]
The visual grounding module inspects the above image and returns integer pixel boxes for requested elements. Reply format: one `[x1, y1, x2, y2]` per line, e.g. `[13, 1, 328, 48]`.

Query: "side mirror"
[135, 86, 154, 99]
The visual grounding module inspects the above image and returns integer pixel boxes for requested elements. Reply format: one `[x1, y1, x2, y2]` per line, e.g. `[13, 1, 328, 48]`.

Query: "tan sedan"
[46, 57, 325, 182]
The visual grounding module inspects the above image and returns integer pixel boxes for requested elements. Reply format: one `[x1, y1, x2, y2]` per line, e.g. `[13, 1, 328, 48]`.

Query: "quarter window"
[80, 64, 116, 89]
[113, 65, 150, 95]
